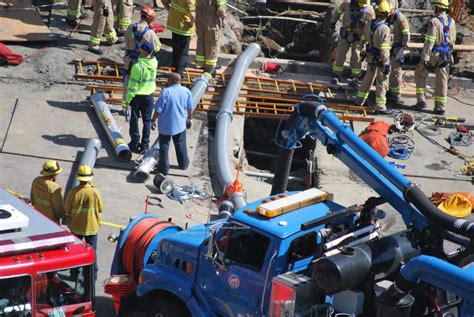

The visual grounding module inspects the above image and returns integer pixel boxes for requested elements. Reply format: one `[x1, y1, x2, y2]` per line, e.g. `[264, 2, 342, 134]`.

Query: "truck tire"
[148, 295, 191, 317]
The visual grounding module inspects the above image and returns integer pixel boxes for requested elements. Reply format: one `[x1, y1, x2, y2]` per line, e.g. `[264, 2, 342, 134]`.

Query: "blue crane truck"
[105, 102, 474, 316]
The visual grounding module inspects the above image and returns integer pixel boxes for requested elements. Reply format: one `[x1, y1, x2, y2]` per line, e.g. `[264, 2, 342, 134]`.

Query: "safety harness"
[341, 0, 368, 43]
[366, 19, 386, 59]
[432, 15, 453, 68]
[126, 23, 151, 61]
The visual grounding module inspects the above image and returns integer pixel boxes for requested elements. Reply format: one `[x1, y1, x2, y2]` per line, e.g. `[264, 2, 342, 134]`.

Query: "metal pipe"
[134, 73, 212, 181]
[90, 92, 132, 162]
[215, 43, 261, 210]
[73, 138, 102, 187]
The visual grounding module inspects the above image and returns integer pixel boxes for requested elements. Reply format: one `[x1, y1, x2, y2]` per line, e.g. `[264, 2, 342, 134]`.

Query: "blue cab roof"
[231, 191, 345, 239]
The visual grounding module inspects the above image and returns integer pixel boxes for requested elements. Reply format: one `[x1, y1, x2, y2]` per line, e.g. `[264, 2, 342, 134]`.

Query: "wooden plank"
[0, 0, 54, 42]
[407, 43, 474, 52]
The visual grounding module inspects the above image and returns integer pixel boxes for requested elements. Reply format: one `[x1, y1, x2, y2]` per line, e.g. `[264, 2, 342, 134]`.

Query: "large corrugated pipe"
[134, 73, 212, 181]
[73, 138, 102, 187]
[215, 43, 261, 210]
[90, 92, 132, 162]
[271, 102, 320, 195]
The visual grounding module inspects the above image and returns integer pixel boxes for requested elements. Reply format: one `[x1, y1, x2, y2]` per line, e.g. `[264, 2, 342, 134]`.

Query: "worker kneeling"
[354, 1, 392, 115]
[126, 41, 158, 154]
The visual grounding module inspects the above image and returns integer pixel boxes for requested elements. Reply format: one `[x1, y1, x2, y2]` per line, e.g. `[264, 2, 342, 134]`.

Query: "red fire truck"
[0, 188, 96, 317]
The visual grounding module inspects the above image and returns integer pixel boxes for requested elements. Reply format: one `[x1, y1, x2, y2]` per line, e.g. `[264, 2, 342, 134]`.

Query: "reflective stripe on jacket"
[65, 183, 104, 236]
[30, 176, 64, 222]
[164, 0, 196, 36]
[126, 56, 158, 103]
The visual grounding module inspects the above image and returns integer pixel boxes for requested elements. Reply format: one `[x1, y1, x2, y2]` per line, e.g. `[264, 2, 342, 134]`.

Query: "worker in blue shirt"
[151, 73, 193, 175]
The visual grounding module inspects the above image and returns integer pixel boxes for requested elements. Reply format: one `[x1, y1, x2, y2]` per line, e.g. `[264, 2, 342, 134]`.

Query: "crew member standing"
[113, 0, 133, 36]
[122, 7, 161, 112]
[354, 1, 392, 114]
[126, 41, 158, 153]
[64, 165, 104, 274]
[330, 0, 375, 84]
[89, 0, 119, 55]
[387, 3, 410, 105]
[151, 73, 193, 175]
[162, 0, 196, 75]
[30, 160, 64, 223]
[195, 0, 226, 76]
[414, 0, 456, 115]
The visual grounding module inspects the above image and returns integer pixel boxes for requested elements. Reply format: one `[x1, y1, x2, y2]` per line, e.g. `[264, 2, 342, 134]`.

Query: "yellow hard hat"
[357, 0, 370, 7]
[376, 1, 391, 16]
[438, 194, 472, 218]
[40, 160, 62, 176]
[434, 0, 449, 9]
[77, 164, 94, 182]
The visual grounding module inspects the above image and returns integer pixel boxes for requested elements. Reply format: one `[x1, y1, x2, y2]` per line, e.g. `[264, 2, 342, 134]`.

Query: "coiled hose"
[122, 217, 173, 278]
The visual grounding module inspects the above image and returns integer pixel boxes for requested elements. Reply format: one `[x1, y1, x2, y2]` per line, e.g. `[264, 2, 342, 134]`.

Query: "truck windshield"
[35, 265, 94, 316]
[0, 275, 32, 316]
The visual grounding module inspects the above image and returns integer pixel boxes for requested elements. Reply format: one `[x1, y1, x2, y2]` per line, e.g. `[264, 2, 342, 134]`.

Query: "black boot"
[413, 101, 427, 110]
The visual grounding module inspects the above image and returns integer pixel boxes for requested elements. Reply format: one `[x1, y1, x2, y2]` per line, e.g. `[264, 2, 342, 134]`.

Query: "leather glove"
[383, 64, 391, 75]
[330, 22, 337, 31]
[360, 50, 367, 61]
[186, 119, 192, 129]
[151, 122, 157, 131]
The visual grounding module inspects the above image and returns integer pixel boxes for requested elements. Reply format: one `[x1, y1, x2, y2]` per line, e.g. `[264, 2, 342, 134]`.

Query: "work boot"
[66, 18, 78, 28]
[128, 142, 141, 154]
[204, 67, 216, 77]
[434, 108, 445, 115]
[347, 77, 360, 89]
[369, 105, 393, 115]
[88, 46, 104, 55]
[413, 101, 427, 110]
[387, 94, 404, 107]
[331, 76, 341, 85]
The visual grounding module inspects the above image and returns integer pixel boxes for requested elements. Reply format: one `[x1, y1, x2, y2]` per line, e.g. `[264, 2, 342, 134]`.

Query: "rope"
[388, 133, 415, 160]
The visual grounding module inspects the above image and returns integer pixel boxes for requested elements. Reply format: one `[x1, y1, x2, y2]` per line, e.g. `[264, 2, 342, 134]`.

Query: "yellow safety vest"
[30, 176, 64, 222]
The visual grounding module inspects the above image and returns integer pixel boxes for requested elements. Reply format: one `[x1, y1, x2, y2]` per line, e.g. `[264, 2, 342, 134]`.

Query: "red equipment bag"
[149, 23, 165, 33]
[0, 43, 23, 66]
[360, 121, 391, 157]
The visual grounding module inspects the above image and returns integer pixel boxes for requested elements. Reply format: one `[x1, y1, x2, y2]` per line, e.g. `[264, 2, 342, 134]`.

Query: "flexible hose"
[122, 217, 172, 278]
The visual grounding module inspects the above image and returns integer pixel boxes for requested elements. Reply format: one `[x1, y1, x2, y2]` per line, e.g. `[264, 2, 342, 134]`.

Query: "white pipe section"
[324, 232, 380, 257]
[90, 92, 131, 162]
[323, 223, 379, 251]
[73, 138, 102, 187]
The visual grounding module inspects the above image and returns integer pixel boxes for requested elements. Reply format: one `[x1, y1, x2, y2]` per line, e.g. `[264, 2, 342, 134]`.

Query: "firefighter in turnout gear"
[122, 7, 161, 112]
[330, 0, 375, 84]
[162, 0, 196, 76]
[387, 2, 410, 105]
[113, 0, 133, 35]
[195, 0, 226, 76]
[30, 160, 64, 223]
[354, 1, 392, 114]
[414, 0, 456, 115]
[89, 0, 119, 55]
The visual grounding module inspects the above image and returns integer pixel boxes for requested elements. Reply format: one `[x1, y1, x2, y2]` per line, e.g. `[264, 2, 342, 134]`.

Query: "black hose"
[405, 185, 474, 240]
[270, 102, 319, 195]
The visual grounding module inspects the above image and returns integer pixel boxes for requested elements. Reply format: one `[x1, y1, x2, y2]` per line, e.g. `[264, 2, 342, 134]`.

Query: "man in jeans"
[126, 41, 157, 153]
[151, 73, 193, 175]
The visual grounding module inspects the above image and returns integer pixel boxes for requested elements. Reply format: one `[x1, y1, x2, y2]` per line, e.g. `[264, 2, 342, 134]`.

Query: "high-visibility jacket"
[124, 20, 162, 62]
[163, 0, 196, 36]
[126, 56, 158, 103]
[360, 19, 391, 65]
[331, 2, 375, 36]
[30, 176, 64, 222]
[65, 183, 104, 236]
[389, 11, 410, 49]
[421, 12, 456, 66]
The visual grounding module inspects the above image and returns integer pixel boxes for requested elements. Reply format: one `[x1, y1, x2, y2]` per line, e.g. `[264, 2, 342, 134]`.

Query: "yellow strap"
[100, 220, 125, 229]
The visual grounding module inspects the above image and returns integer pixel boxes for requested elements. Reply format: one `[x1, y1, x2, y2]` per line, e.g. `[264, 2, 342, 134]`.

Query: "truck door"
[197, 224, 272, 316]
